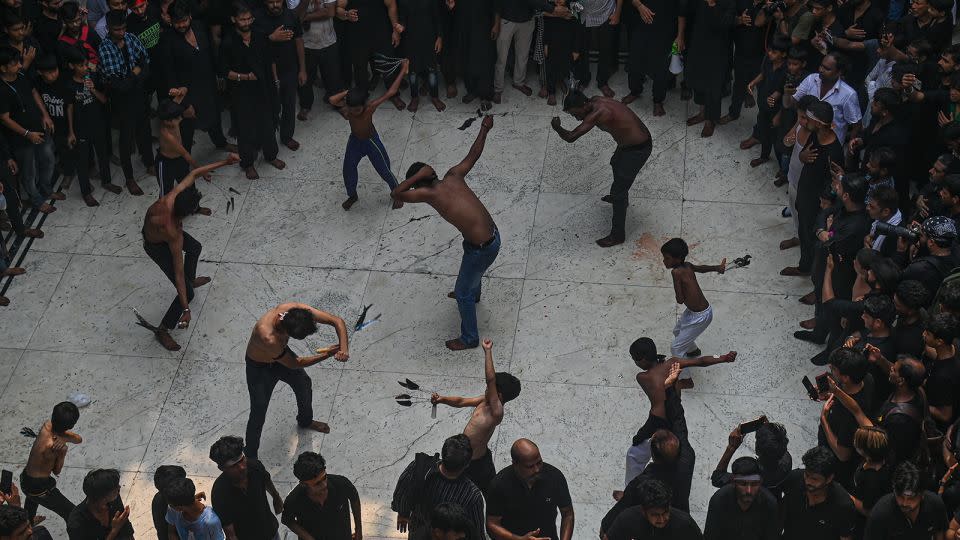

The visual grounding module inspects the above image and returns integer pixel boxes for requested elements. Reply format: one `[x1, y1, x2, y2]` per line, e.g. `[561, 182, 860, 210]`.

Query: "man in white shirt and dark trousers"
[787, 52, 862, 144]
[289, 0, 344, 121]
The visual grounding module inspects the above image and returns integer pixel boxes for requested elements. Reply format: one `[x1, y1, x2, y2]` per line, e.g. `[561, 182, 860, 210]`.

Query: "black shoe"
[793, 331, 825, 345]
[810, 350, 831, 366]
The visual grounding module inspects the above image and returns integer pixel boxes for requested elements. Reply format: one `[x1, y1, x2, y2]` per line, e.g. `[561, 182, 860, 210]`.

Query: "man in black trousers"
[254, 0, 307, 151]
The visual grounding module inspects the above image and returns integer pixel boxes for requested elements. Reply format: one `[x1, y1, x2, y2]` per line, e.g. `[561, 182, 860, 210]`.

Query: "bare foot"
[392, 198, 404, 209]
[0, 295, 8, 306]
[31, 516, 45, 526]
[1, 267, 25, 277]
[126, 180, 144, 196]
[446, 84, 458, 98]
[342, 196, 358, 210]
[268, 159, 286, 170]
[547, 94, 556, 106]
[612, 490, 624, 501]
[408, 97, 420, 112]
[155, 329, 181, 351]
[193, 276, 211, 288]
[664, 362, 681, 387]
[653, 103, 665, 116]
[538, 87, 548, 98]
[244, 166, 260, 180]
[431, 97, 446, 111]
[49, 191, 66, 201]
[390, 95, 406, 110]
[284, 139, 301, 151]
[307, 420, 330, 433]
[718, 351, 737, 363]
[196, 207, 212, 216]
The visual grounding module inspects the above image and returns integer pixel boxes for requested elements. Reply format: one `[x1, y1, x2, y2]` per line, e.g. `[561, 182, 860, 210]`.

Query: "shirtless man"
[141, 155, 239, 351]
[329, 59, 409, 211]
[20, 401, 82, 524]
[391, 115, 498, 351]
[661, 237, 725, 357]
[430, 338, 521, 492]
[243, 302, 349, 460]
[551, 90, 654, 247]
[155, 98, 211, 216]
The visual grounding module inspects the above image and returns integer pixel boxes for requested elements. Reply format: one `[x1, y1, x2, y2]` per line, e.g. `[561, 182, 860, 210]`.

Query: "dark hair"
[928, 0, 952, 13]
[868, 147, 898, 173]
[731, 456, 761, 476]
[938, 153, 956, 168]
[907, 38, 933, 59]
[856, 247, 878, 270]
[345, 87, 368, 107]
[635, 478, 672, 511]
[895, 280, 930, 311]
[293, 451, 327, 481]
[1, 10, 24, 28]
[405, 161, 428, 180]
[802, 446, 836, 478]
[770, 35, 791, 53]
[787, 46, 807, 62]
[830, 347, 869, 383]
[629, 337, 658, 364]
[170, 0, 191, 20]
[153, 465, 186, 491]
[950, 71, 960, 91]
[51, 401, 80, 432]
[870, 258, 902, 293]
[943, 174, 960, 198]
[755, 422, 789, 462]
[430, 503, 474, 539]
[943, 43, 960, 63]
[562, 89, 589, 111]
[841, 173, 869, 204]
[807, 100, 834, 124]
[232, 0, 251, 16]
[940, 280, 960, 312]
[35, 53, 58, 72]
[0, 506, 29, 535]
[650, 429, 680, 464]
[892, 461, 922, 494]
[209, 435, 244, 467]
[810, 0, 836, 7]
[441, 434, 473, 472]
[82, 469, 121, 501]
[61, 44, 87, 67]
[872, 87, 900, 115]
[173, 188, 202, 217]
[796, 94, 818, 111]
[0, 46, 19, 66]
[163, 477, 197, 507]
[494, 372, 521, 403]
[660, 238, 689, 260]
[863, 294, 896, 327]
[105, 8, 126, 28]
[60, 0, 80, 19]
[926, 312, 959, 342]
[157, 98, 185, 120]
[942, 121, 960, 143]
[896, 356, 926, 389]
[825, 52, 848, 74]
[869, 185, 899, 212]
[892, 62, 920, 83]
[279, 307, 317, 339]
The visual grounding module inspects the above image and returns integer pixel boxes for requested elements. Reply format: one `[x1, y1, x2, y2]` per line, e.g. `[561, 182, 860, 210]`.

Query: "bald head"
[510, 439, 538, 461]
[510, 439, 544, 483]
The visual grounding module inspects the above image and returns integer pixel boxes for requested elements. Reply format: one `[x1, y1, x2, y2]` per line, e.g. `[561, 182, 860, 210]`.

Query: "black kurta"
[156, 24, 220, 130]
[398, 0, 442, 72]
[630, 0, 684, 77]
[455, 0, 495, 95]
[684, 0, 734, 99]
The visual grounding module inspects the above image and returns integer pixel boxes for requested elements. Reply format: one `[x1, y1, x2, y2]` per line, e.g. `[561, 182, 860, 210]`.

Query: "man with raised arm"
[391, 115, 499, 351]
[551, 89, 654, 247]
[141, 154, 239, 351]
[243, 302, 349, 460]
[431, 338, 521, 491]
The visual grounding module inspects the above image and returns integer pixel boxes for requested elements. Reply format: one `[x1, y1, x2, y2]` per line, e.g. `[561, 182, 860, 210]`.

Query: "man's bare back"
[427, 172, 496, 245]
[142, 198, 180, 244]
[586, 97, 651, 148]
[24, 421, 76, 479]
[245, 305, 292, 364]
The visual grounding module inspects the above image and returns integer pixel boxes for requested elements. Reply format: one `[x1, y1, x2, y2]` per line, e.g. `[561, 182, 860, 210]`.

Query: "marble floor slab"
[1, 79, 831, 539]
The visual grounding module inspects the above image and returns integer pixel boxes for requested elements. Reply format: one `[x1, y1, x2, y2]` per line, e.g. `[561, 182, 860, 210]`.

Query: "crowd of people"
[4, 0, 960, 535]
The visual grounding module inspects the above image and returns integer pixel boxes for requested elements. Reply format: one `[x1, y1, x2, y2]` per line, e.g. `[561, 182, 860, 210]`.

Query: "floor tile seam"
[0, 348, 26, 402]
[21, 253, 74, 351]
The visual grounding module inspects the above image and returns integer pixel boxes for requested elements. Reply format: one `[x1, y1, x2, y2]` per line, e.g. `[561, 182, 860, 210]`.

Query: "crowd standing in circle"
[5, 0, 960, 537]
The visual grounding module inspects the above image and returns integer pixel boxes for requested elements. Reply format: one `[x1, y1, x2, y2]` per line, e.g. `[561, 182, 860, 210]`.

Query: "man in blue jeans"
[391, 115, 499, 351]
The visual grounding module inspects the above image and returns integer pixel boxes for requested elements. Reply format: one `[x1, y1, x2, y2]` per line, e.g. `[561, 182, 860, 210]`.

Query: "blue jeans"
[15, 138, 56, 208]
[454, 229, 500, 346]
[343, 133, 398, 198]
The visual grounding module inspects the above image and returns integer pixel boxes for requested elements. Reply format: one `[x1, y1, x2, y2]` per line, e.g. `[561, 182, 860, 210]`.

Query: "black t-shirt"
[67, 497, 135, 540]
[281, 475, 358, 540]
[893, 318, 925, 358]
[251, 6, 303, 73]
[151, 492, 169, 540]
[606, 506, 703, 540]
[66, 78, 105, 138]
[486, 463, 573, 540]
[877, 394, 925, 463]
[925, 355, 960, 424]
[703, 484, 779, 540]
[902, 254, 960, 296]
[35, 14, 64, 53]
[211, 459, 279, 540]
[0, 73, 43, 147]
[819, 375, 875, 455]
[853, 464, 893, 512]
[36, 77, 72, 137]
[863, 491, 948, 539]
[781, 469, 857, 540]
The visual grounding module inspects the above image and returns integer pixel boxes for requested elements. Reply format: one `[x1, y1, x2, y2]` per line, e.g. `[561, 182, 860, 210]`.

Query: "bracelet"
[23, 129, 28, 137]
[182, 307, 190, 312]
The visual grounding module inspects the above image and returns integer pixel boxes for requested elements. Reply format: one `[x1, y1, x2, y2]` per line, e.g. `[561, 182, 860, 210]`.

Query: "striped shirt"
[393, 460, 486, 537]
[579, 0, 615, 27]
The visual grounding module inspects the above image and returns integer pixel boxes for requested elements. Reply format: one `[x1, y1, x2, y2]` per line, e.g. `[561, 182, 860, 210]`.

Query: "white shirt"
[286, 0, 337, 50]
[794, 73, 862, 144]
[871, 209, 903, 251]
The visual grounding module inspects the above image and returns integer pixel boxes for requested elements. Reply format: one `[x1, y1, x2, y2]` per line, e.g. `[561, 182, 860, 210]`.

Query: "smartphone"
[739, 415, 769, 435]
[802, 376, 818, 400]
[0, 469, 12, 495]
[815, 373, 831, 394]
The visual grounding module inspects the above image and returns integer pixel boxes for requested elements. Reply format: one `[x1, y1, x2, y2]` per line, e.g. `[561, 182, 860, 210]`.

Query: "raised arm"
[168, 154, 240, 199]
[481, 339, 504, 420]
[828, 379, 874, 427]
[369, 59, 410, 110]
[689, 259, 726, 274]
[550, 109, 602, 143]
[449, 115, 493, 177]
[431, 394, 484, 407]
[279, 301, 350, 359]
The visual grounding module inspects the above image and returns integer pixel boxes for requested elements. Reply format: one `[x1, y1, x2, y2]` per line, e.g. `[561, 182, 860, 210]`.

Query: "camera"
[764, 0, 786, 13]
[874, 221, 921, 243]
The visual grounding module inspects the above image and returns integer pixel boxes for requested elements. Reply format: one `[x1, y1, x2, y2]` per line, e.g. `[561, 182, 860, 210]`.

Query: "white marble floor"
[0, 71, 828, 539]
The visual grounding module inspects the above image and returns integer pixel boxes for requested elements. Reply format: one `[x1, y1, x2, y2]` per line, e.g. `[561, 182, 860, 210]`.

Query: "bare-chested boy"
[551, 90, 653, 247]
[141, 155, 239, 352]
[430, 338, 520, 492]
[243, 302, 349, 460]
[155, 97, 211, 216]
[20, 401, 83, 523]
[329, 59, 409, 211]
[391, 115, 499, 351]
[661, 237, 726, 357]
